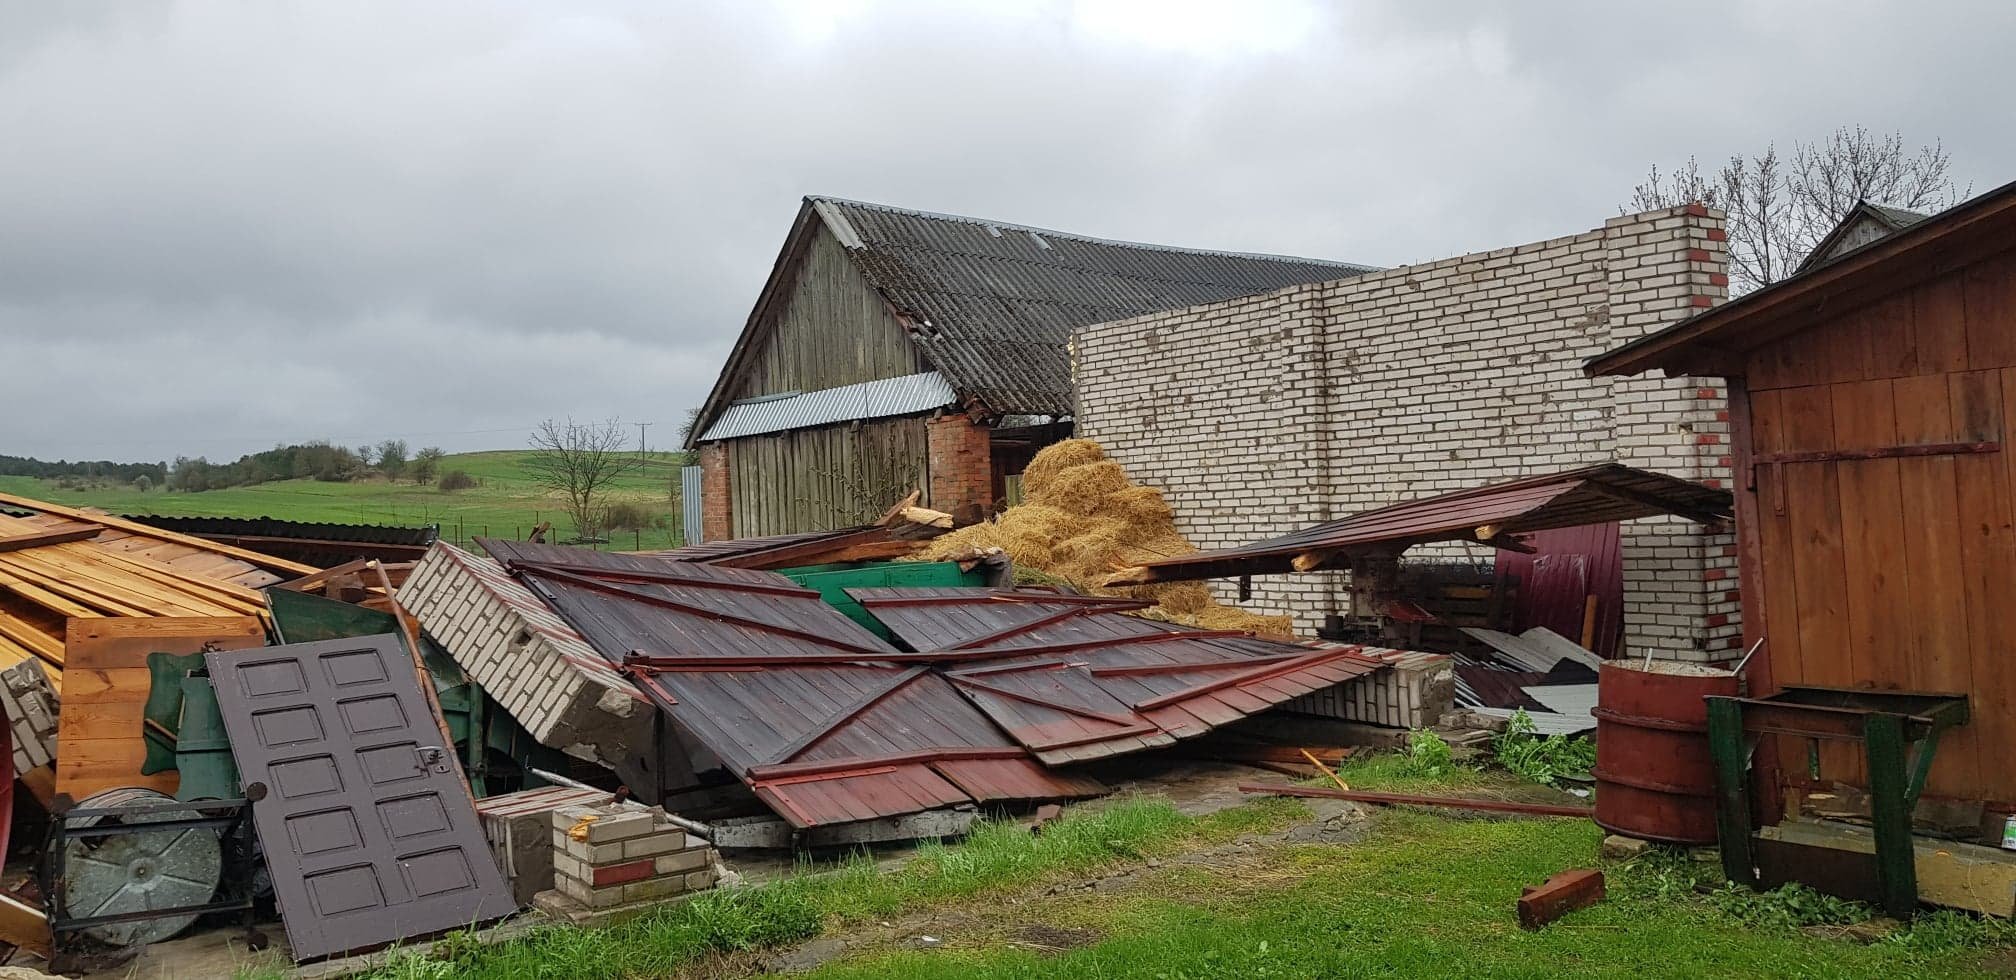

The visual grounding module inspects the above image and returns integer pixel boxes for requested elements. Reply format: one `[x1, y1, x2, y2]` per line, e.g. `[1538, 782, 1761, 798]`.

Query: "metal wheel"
[61, 787, 222, 947]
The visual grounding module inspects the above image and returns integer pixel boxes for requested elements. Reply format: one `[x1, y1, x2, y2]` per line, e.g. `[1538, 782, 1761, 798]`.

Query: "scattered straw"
[918, 439, 1293, 636]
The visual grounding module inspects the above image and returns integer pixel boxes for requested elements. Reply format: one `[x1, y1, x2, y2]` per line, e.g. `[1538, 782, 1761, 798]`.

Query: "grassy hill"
[0, 450, 692, 552]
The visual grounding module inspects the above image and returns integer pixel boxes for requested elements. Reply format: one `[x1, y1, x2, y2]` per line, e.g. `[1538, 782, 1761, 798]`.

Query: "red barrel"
[1591, 660, 1739, 845]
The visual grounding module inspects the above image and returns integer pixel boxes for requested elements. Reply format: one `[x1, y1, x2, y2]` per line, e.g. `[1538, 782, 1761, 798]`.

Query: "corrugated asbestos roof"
[698, 371, 956, 441]
[807, 197, 1377, 417]
[1107, 464, 1733, 584]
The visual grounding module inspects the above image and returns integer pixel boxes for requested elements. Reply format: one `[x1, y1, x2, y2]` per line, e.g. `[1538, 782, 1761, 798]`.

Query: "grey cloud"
[0, 0, 2009, 460]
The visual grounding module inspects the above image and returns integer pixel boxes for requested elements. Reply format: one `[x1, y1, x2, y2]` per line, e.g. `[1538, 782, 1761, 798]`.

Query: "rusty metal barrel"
[1591, 659, 1740, 845]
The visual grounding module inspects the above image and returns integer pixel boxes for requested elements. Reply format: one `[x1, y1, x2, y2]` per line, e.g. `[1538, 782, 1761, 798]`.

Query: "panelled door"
[206, 634, 515, 961]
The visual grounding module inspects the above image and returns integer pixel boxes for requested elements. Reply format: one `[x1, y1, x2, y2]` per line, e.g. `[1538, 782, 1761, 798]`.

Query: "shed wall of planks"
[1740, 247, 2016, 804]
[727, 417, 932, 538]
[727, 224, 929, 401]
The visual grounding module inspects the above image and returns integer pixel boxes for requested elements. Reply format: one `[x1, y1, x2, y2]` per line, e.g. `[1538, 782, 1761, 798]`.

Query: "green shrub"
[1709, 882, 1869, 930]
[603, 500, 664, 532]
[1401, 730, 1455, 778]
[437, 470, 477, 492]
[1493, 709, 1596, 786]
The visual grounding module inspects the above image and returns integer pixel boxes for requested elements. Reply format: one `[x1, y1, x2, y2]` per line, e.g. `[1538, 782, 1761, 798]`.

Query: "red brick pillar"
[699, 442, 732, 543]
[927, 414, 993, 521]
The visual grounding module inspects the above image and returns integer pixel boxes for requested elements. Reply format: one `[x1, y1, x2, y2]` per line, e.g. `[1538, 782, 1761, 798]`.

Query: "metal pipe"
[526, 767, 714, 839]
[1731, 637, 1766, 676]
[1239, 783, 1593, 818]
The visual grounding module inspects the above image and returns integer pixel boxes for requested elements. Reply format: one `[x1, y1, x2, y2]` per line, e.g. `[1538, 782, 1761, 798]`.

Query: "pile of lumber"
[0, 494, 318, 687]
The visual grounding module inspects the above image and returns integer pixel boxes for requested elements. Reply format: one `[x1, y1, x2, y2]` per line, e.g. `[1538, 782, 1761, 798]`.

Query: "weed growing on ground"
[1400, 729, 1457, 778]
[1493, 709, 1596, 786]
[1709, 881, 1871, 929]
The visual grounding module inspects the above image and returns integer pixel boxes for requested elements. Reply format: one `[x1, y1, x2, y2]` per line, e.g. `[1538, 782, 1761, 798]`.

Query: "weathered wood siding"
[728, 225, 927, 400]
[728, 417, 931, 537]
[1740, 248, 2016, 803]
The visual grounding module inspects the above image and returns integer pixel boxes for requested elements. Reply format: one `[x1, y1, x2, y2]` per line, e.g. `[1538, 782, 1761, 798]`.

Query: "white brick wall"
[1076, 206, 1740, 660]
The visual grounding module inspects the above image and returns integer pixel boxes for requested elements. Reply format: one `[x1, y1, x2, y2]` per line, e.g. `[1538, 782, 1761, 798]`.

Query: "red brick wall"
[698, 443, 732, 543]
[927, 414, 993, 521]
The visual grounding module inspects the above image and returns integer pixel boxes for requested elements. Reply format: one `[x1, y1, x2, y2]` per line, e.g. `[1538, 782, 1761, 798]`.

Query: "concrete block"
[653, 848, 709, 876]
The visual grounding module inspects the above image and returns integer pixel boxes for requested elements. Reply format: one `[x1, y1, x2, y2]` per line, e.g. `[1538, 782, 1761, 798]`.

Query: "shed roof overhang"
[1586, 177, 2016, 379]
[1104, 463, 1733, 586]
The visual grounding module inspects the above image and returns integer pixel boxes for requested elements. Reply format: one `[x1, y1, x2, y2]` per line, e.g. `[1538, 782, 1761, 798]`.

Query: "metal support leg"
[1864, 712, 1918, 919]
[1706, 697, 1757, 888]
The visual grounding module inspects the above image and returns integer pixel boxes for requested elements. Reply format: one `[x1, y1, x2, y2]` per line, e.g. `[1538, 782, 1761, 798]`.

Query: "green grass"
[360, 798, 1304, 980]
[0, 450, 692, 550]
[807, 812, 2012, 980]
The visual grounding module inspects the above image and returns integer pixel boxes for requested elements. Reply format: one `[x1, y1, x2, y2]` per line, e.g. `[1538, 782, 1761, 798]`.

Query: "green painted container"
[778, 561, 985, 638]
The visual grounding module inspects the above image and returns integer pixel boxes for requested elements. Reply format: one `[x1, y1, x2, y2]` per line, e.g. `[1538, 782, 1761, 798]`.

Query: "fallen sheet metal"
[479, 541, 1104, 830]
[850, 588, 1395, 765]
[207, 634, 517, 962]
[1461, 626, 1604, 673]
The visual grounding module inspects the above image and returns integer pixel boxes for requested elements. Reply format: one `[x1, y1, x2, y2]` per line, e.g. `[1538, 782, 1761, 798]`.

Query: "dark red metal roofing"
[1106, 463, 1733, 585]
[477, 540, 1100, 829]
[850, 588, 1394, 765]
[636, 525, 903, 569]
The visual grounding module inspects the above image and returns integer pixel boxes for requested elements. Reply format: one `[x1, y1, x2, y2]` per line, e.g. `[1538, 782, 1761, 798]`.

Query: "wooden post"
[1864, 712, 1919, 919]
[1706, 696, 1757, 889]
[1579, 595, 1600, 650]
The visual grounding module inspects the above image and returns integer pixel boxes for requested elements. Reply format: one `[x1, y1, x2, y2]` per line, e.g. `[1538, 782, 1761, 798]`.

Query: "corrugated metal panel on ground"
[1112, 463, 1734, 584]
[1460, 627, 1604, 673]
[848, 588, 1394, 764]
[477, 542, 1101, 829]
[699, 371, 956, 441]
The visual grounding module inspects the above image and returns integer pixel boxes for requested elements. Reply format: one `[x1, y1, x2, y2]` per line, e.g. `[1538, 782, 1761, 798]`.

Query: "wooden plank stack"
[0, 495, 318, 690]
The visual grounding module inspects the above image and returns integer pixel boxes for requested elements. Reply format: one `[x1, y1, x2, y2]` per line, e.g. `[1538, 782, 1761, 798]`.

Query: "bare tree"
[526, 418, 640, 542]
[1628, 127, 1967, 293]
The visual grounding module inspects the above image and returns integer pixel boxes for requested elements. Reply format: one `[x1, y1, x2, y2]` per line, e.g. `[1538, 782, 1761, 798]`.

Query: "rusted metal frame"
[945, 603, 1115, 650]
[623, 648, 1013, 670]
[506, 558, 818, 598]
[1580, 480, 1733, 526]
[1738, 701, 1938, 742]
[766, 667, 933, 766]
[527, 567, 890, 657]
[747, 747, 1027, 781]
[953, 629, 1252, 662]
[1132, 646, 1367, 712]
[949, 675, 1146, 728]
[757, 765, 900, 788]
[1023, 723, 1164, 752]
[1086, 653, 1304, 677]
[945, 658, 1084, 678]
[1751, 441, 1999, 466]
[1240, 784, 1592, 817]
[711, 527, 896, 569]
[854, 591, 1151, 610]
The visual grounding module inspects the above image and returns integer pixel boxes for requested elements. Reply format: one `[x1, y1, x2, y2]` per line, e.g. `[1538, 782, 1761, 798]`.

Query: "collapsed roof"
[476, 540, 1401, 830]
[1106, 464, 1734, 585]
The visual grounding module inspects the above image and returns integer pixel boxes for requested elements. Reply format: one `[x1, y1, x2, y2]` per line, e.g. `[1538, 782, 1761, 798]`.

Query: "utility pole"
[635, 421, 652, 464]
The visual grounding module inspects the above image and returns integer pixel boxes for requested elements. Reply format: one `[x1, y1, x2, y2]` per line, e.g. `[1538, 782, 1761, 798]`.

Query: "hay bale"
[922, 438, 1300, 638]
[1020, 438, 1106, 493]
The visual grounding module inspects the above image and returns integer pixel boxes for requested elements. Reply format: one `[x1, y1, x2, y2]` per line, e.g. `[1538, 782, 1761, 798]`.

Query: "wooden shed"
[1589, 179, 2016, 810]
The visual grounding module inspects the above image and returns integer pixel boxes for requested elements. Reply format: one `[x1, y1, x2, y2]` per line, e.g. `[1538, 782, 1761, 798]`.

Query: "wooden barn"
[683, 197, 1372, 541]
[1590, 179, 2016, 911]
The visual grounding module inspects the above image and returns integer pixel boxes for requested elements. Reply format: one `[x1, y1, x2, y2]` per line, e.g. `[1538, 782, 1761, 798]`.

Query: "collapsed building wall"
[1075, 206, 1739, 661]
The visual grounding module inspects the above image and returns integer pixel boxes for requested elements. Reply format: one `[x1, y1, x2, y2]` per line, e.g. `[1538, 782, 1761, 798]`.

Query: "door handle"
[415, 746, 451, 774]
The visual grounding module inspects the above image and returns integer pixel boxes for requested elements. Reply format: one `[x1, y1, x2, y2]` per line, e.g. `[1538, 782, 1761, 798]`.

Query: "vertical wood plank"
[1951, 370, 2012, 803]
[1891, 374, 1978, 796]
[1963, 251, 2016, 371]
[1826, 379, 1908, 719]
[1861, 291, 1919, 380]
[1914, 272, 1971, 375]
[1775, 384, 1859, 785]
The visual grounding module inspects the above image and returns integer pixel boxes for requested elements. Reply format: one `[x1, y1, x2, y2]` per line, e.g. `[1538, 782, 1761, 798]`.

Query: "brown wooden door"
[206, 634, 515, 961]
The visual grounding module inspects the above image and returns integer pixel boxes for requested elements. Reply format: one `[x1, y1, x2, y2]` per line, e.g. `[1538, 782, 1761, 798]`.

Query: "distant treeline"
[0, 455, 167, 484]
[10, 439, 447, 494]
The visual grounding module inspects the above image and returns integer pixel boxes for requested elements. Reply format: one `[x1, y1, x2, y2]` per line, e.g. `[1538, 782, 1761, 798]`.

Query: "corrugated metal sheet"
[680, 465, 704, 545]
[477, 542, 1102, 829]
[810, 197, 1377, 416]
[699, 371, 956, 441]
[1460, 627, 1604, 673]
[1471, 706, 1597, 736]
[848, 588, 1393, 765]
[1111, 464, 1733, 584]
[1522, 683, 1599, 722]
[125, 514, 438, 547]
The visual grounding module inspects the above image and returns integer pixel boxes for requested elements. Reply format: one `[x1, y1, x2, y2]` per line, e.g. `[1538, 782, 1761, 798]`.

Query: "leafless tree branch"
[526, 417, 640, 542]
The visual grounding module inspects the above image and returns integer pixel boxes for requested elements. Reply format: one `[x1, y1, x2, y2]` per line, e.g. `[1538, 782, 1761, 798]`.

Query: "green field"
[0, 450, 693, 551]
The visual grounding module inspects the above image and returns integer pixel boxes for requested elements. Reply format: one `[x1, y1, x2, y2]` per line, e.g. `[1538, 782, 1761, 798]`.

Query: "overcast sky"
[3, 0, 2010, 462]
